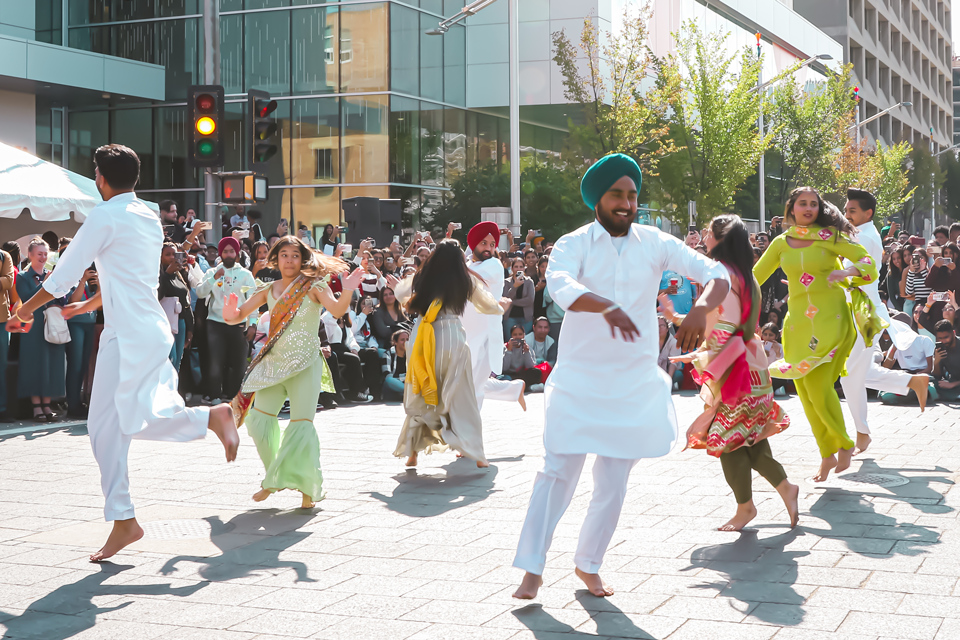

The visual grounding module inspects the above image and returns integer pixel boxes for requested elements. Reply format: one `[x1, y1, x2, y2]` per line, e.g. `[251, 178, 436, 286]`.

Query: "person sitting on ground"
[877, 318, 934, 406]
[525, 317, 557, 370]
[929, 319, 960, 403]
[371, 286, 407, 348]
[502, 257, 535, 339]
[381, 328, 409, 403]
[760, 322, 792, 396]
[501, 324, 542, 389]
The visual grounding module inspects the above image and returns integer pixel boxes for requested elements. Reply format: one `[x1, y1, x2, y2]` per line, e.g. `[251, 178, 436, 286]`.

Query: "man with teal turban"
[512, 153, 731, 600]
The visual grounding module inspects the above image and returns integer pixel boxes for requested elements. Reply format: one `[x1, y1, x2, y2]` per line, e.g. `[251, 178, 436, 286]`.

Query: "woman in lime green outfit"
[754, 188, 880, 482]
[222, 236, 363, 508]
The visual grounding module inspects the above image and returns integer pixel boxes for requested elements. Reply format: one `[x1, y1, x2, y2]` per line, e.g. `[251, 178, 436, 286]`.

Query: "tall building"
[953, 55, 960, 145]
[0, 0, 843, 236]
[793, 0, 954, 151]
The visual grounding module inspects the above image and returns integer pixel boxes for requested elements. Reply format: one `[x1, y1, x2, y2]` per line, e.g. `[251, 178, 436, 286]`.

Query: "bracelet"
[601, 303, 621, 315]
[14, 309, 30, 323]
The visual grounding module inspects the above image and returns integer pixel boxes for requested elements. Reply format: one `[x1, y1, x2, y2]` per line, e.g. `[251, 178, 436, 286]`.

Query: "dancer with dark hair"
[7, 144, 238, 562]
[393, 239, 504, 469]
[669, 215, 797, 532]
[222, 235, 362, 508]
[753, 187, 881, 482]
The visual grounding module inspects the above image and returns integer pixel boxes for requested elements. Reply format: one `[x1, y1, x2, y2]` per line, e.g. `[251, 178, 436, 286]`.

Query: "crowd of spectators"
[0, 206, 565, 421]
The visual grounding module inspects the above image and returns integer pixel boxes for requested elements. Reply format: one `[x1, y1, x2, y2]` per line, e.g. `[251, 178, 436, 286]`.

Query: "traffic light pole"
[203, 0, 222, 245]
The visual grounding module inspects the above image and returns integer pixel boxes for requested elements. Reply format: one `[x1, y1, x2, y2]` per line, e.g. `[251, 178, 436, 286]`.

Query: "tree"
[904, 146, 946, 230]
[551, 2, 675, 175]
[766, 64, 858, 206]
[649, 21, 769, 228]
[942, 151, 960, 221]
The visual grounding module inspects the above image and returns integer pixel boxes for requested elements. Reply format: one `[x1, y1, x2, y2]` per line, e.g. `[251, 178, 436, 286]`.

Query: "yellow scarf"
[409, 299, 442, 406]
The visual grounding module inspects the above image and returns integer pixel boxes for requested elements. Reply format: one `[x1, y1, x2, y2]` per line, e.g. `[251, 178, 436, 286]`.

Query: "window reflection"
[220, 15, 244, 94]
[420, 103, 444, 187]
[154, 106, 200, 190]
[290, 187, 340, 234]
[111, 109, 154, 189]
[245, 10, 291, 95]
[391, 4, 419, 96]
[292, 7, 338, 94]
[290, 98, 340, 185]
[342, 95, 388, 183]
[339, 3, 387, 92]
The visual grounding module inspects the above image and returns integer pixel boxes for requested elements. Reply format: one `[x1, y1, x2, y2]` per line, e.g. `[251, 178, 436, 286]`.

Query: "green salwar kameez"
[753, 225, 880, 458]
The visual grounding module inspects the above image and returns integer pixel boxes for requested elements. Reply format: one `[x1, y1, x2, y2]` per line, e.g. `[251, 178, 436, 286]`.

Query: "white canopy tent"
[0, 142, 160, 256]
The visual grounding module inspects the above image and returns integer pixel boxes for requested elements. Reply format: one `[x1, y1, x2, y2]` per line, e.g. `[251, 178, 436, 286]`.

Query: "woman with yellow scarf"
[394, 240, 504, 469]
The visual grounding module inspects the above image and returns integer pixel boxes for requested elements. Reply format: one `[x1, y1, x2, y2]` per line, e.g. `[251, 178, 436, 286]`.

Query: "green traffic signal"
[197, 140, 216, 156]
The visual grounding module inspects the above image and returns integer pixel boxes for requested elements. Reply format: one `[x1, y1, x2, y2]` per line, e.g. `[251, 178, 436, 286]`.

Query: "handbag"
[533, 361, 552, 384]
[43, 307, 72, 344]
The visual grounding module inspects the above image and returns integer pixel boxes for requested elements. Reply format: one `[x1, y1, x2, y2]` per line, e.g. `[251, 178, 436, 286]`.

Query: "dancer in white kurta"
[462, 221, 526, 411]
[839, 189, 928, 453]
[512, 154, 730, 599]
[7, 144, 238, 562]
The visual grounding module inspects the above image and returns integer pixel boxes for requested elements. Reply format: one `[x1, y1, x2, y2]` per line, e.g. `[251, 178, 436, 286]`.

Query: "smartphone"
[515, 270, 523, 278]
[453, 223, 462, 230]
[933, 291, 950, 302]
[341, 243, 352, 254]
[688, 225, 698, 233]
[174, 251, 186, 264]
[401, 257, 415, 266]
[238, 230, 249, 239]
[930, 245, 942, 256]
[913, 254, 921, 266]
[393, 235, 400, 245]
[944, 258, 953, 265]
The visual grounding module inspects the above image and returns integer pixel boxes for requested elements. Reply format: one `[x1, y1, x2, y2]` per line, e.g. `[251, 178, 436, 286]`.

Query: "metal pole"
[508, 0, 520, 238]
[855, 102, 861, 147]
[203, 0, 222, 244]
[930, 131, 935, 235]
[757, 69, 765, 232]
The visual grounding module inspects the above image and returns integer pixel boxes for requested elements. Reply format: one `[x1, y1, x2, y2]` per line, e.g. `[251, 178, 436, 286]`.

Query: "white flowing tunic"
[544, 221, 729, 460]
[463, 255, 506, 375]
[43, 192, 183, 436]
[847, 222, 913, 349]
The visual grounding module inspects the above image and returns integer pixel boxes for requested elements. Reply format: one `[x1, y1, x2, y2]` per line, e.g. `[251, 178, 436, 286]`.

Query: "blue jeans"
[66, 322, 95, 412]
[382, 375, 405, 402]
[169, 318, 186, 371]
[0, 328, 8, 414]
[503, 317, 532, 341]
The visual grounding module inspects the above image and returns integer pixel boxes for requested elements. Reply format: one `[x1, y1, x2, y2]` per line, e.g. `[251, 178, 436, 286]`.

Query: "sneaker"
[529, 384, 544, 393]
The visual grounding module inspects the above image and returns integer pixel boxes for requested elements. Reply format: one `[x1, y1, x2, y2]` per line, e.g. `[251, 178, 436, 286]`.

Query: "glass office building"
[34, 0, 566, 236]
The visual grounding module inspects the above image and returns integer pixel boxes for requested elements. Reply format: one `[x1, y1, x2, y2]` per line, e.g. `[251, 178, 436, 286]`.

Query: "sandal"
[41, 403, 56, 422]
[31, 401, 44, 421]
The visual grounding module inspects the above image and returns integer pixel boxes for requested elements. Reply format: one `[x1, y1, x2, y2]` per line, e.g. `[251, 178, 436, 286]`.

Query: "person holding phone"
[905, 249, 932, 317]
[502, 257, 534, 339]
[319, 224, 339, 255]
[923, 242, 960, 324]
[929, 320, 960, 402]
[158, 243, 194, 374]
[501, 324, 541, 388]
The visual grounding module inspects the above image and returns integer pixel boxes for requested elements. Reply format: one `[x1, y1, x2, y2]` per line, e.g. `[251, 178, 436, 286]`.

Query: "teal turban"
[580, 153, 642, 210]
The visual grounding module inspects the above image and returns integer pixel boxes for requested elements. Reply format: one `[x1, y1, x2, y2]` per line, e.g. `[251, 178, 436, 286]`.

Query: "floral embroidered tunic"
[753, 225, 879, 380]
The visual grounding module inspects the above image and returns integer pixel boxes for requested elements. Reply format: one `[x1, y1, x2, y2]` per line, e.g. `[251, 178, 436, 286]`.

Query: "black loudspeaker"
[342, 197, 402, 249]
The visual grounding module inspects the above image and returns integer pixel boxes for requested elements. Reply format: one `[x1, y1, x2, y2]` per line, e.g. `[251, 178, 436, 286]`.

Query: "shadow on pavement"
[369, 456, 519, 517]
[681, 458, 952, 627]
[0, 423, 87, 442]
[160, 510, 319, 583]
[0, 563, 205, 640]
[512, 591, 654, 638]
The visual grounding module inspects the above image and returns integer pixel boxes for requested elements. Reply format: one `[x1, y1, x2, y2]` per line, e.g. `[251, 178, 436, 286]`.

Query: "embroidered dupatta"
[231, 275, 315, 425]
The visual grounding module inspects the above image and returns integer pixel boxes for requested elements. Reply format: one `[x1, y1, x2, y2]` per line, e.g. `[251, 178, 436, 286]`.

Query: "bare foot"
[835, 446, 854, 474]
[776, 480, 800, 528]
[405, 452, 418, 467]
[90, 518, 144, 562]
[253, 488, 272, 502]
[300, 493, 315, 509]
[575, 567, 614, 597]
[512, 572, 543, 599]
[518, 382, 527, 412]
[718, 501, 758, 532]
[476, 460, 489, 468]
[909, 375, 929, 412]
[854, 432, 872, 456]
[208, 404, 240, 462]
[812, 454, 837, 482]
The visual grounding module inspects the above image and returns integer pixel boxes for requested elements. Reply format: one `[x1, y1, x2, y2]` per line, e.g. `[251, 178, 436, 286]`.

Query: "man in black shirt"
[160, 199, 187, 243]
[932, 320, 960, 402]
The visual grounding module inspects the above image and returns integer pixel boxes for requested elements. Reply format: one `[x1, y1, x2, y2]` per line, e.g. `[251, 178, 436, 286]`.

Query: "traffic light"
[188, 85, 224, 168]
[853, 85, 860, 102]
[248, 89, 278, 169]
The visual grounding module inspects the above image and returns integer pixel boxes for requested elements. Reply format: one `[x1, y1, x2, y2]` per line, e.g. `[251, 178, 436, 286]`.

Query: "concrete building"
[1, 0, 841, 236]
[953, 55, 960, 145]
[793, 0, 954, 152]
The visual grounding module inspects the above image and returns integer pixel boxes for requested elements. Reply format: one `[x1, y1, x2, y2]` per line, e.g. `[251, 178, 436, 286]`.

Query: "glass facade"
[41, 0, 566, 234]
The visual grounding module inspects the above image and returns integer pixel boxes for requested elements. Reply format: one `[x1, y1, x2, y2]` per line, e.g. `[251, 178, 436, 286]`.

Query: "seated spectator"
[350, 294, 379, 350]
[321, 309, 374, 403]
[879, 322, 935, 405]
[923, 242, 960, 325]
[658, 270, 695, 315]
[502, 257, 534, 339]
[15, 237, 65, 421]
[930, 319, 960, 402]
[657, 314, 682, 390]
[501, 324, 542, 390]
[525, 317, 557, 368]
[533, 256, 548, 318]
[371, 286, 408, 347]
[380, 328, 409, 402]
[760, 322, 791, 396]
[904, 249, 931, 316]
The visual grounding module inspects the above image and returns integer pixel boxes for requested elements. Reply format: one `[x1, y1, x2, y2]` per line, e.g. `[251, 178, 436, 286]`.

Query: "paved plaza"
[0, 391, 957, 640]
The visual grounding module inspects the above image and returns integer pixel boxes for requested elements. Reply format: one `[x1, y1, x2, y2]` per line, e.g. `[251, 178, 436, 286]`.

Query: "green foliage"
[649, 21, 769, 228]
[942, 152, 960, 221]
[904, 146, 946, 229]
[767, 64, 857, 205]
[428, 161, 590, 244]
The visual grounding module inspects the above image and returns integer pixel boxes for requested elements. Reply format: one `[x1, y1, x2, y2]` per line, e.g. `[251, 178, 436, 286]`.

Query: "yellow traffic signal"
[196, 116, 216, 136]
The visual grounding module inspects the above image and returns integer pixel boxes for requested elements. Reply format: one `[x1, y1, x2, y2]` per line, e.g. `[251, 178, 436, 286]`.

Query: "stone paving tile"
[2, 395, 960, 640]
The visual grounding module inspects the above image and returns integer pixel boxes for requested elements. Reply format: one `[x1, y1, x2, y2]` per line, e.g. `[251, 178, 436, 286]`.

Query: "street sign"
[222, 174, 269, 203]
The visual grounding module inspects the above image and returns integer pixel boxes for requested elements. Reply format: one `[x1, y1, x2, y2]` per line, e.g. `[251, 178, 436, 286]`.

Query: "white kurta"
[43, 192, 191, 436]
[463, 255, 506, 375]
[544, 221, 729, 459]
[840, 221, 914, 434]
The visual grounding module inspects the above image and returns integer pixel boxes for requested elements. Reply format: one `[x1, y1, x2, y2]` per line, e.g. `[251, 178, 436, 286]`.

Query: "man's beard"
[476, 249, 493, 261]
[222, 257, 237, 269]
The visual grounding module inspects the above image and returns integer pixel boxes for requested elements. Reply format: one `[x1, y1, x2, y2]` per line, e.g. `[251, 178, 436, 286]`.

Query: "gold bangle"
[14, 309, 30, 323]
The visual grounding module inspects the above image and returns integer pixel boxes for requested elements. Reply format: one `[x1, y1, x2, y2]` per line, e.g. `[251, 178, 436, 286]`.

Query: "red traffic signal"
[248, 89, 278, 168]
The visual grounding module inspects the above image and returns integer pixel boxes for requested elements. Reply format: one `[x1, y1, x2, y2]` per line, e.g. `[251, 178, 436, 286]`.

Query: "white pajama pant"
[471, 337, 524, 410]
[840, 332, 913, 435]
[89, 337, 209, 521]
[513, 451, 638, 575]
